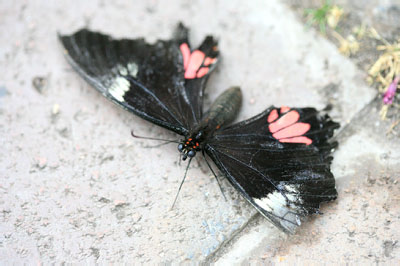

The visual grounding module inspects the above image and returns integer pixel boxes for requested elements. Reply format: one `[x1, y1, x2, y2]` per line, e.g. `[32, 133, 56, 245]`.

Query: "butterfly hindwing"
[59, 24, 219, 135]
[205, 106, 339, 233]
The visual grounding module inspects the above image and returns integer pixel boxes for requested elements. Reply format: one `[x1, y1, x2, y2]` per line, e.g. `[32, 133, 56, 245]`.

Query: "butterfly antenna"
[202, 152, 227, 201]
[170, 158, 192, 210]
[131, 129, 180, 143]
[144, 140, 179, 149]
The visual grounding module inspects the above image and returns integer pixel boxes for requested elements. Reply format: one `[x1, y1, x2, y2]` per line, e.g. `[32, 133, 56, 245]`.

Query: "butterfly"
[59, 23, 340, 233]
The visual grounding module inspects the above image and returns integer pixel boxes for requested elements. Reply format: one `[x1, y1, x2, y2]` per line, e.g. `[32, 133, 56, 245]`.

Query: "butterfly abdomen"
[199, 86, 242, 136]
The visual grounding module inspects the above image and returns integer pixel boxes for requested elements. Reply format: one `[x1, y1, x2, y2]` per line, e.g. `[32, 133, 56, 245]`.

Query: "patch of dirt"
[285, 0, 400, 70]
[284, 0, 400, 133]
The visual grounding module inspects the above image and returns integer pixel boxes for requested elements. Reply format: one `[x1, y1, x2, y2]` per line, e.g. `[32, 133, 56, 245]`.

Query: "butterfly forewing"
[59, 25, 219, 135]
[205, 106, 339, 233]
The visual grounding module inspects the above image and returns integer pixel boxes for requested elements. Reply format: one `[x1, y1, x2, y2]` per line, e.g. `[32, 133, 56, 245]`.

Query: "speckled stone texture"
[0, 0, 398, 263]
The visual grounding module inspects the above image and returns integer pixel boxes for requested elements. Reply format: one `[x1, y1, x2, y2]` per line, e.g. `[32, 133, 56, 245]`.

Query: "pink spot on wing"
[180, 44, 217, 79]
[184, 50, 205, 79]
[189, 51, 205, 66]
[267, 109, 278, 122]
[180, 43, 190, 69]
[269, 110, 299, 133]
[204, 57, 217, 66]
[280, 106, 290, 113]
[279, 136, 312, 145]
[196, 67, 209, 78]
[267, 109, 313, 145]
[272, 123, 310, 139]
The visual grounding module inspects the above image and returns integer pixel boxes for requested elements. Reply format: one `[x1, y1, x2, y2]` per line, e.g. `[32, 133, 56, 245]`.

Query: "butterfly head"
[178, 134, 203, 161]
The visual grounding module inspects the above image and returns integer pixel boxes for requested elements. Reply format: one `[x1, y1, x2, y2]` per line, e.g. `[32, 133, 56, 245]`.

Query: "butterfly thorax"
[178, 86, 242, 160]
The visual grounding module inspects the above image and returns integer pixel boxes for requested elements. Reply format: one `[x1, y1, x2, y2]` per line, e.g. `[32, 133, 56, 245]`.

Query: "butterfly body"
[59, 24, 340, 233]
[179, 86, 242, 160]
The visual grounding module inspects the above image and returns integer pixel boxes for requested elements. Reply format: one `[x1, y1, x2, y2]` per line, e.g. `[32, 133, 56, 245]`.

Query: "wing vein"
[127, 77, 185, 128]
[208, 145, 280, 194]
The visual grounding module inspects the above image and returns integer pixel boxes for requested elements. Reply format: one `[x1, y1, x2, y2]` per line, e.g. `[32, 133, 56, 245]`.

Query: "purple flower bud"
[383, 75, 399, 105]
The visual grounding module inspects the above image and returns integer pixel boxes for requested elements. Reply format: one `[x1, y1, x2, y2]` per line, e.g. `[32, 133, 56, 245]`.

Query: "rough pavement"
[0, 0, 398, 263]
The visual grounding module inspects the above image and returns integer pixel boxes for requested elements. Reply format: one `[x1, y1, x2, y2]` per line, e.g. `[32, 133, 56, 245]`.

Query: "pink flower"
[383, 75, 400, 105]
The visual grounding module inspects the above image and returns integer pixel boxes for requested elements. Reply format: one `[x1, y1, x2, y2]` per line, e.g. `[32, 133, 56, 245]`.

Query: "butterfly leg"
[178, 153, 182, 166]
[202, 151, 227, 201]
[170, 158, 193, 210]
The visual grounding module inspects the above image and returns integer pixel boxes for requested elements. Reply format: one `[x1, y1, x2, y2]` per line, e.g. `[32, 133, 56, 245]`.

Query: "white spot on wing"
[127, 62, 138, 77]
[115, 63, 138, 78]
[117, 64, 128, 75]
[285, 184, 298, 193]
[108, 76, 130, 102]
[254, 186, 303, 232]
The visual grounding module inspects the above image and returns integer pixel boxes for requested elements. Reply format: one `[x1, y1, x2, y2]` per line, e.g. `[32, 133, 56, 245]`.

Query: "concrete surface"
[0, 0, 398, 263]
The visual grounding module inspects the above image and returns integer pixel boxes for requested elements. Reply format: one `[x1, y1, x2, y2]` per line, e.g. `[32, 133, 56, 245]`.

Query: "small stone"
[52, 104, 60, 116]
[126, 228, 133, 237]
[99, 154, 114, 164]
[116, 211, 125, 220]
[98, 197, 110, 203]
[35, 157, 47, 170]
[348, 225, 356, 236]
[56, 121, 70, 138]
[90, 247, 100, 259]
[32, 76, 47, 94]
[383, 240, 397, 257]
[114, 200, 127, 207]
[132, 213, 142, 223]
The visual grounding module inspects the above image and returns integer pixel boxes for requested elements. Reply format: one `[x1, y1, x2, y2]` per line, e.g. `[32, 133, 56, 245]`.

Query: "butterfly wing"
[59, 23, 219, 135]
[175, 24, 219, 121]
[205, 106, 339, 233]
[174, 24, 219, 121]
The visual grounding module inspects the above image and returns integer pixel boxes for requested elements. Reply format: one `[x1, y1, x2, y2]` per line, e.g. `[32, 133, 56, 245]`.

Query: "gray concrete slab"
[0, 0, 381, 263]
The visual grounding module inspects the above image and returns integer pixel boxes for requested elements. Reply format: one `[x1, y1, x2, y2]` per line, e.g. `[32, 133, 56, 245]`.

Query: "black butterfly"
[59, 23, 339, 233]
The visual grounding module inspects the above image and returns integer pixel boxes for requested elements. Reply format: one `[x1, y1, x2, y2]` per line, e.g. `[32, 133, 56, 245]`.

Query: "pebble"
[32, 76, 47, 94]
[52, 104, 60, 116]
[36, 157, 47, 170]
